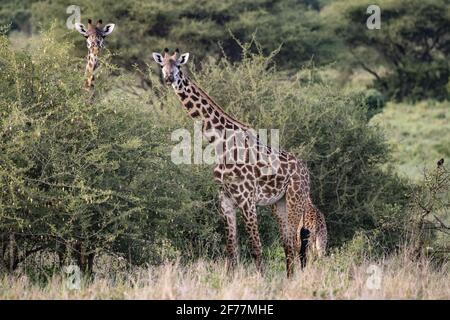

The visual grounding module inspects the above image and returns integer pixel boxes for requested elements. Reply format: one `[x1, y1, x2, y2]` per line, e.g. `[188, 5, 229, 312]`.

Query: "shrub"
[0, 28, 221, 272]
[407, 159, 450, 262]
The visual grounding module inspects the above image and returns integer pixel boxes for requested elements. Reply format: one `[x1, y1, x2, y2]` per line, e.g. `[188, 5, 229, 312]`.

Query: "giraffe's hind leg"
[314, 208, 327, 258]
[284, 180, 308, 276]
[300, 204, 327, 268]
[272, 197, 297, 277]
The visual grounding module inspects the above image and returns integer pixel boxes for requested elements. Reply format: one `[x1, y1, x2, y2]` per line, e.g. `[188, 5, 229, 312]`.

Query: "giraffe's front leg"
[240, 201, 263, 273]
[219, 191, 238, 271]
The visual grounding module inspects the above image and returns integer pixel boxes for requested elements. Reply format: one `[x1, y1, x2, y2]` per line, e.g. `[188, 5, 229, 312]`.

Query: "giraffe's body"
[153, 50, 327, 276]
[75, 19, 115, 89]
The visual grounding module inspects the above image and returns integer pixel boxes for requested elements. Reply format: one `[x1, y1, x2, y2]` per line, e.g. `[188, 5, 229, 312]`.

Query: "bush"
[0, 28, 222, 272]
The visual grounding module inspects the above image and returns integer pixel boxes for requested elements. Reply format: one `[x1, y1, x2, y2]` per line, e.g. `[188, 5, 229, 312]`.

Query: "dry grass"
[1, 251, 448, 300]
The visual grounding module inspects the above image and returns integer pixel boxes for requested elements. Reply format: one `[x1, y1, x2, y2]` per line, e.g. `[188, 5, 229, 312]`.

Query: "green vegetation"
[0, 0, 337, 72]
[1, 30, 417, 272]
[373, 101, 450, 180]
[0, 0, 448, 298]
[0, 29, 221, 271]
[329, 0, 450, 101]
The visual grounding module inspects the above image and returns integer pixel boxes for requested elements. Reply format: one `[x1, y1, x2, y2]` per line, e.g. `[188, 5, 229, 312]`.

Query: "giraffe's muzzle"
[165, 74, 175, 84]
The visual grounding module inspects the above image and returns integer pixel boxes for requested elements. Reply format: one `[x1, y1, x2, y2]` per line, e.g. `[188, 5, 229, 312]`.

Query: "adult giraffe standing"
[75, 19, 115, 89]
[152, 49, 327, 277]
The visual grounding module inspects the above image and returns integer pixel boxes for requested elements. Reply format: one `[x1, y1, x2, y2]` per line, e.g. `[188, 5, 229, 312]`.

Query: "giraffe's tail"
[299, 226, 310, 269]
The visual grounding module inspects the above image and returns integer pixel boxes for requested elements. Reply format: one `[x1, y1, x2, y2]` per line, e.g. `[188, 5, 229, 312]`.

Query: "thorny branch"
[409, 159, 450, 257]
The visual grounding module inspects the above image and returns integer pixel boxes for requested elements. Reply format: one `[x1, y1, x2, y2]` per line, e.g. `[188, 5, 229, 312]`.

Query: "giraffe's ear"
[74, 23, 88, 37]
[152, 52, 164, 65]
[177, 53, 189, 65]
[101, 23, 115, 37]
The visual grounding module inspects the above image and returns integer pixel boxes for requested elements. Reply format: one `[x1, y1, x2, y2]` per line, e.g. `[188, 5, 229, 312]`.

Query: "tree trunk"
[56, 241, 67, 268]
[74, 241, 95, 274]
[9, 234, 15, 272]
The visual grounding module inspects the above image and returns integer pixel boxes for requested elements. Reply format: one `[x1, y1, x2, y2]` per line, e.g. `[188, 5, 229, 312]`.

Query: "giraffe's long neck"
[172, 70, 280, 173]
[84, 50, 98, 89]
[172, 71, 251, 140]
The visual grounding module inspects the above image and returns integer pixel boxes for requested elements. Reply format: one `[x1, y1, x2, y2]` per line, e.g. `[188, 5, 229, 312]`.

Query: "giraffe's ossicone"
[152, 49, 327, 277]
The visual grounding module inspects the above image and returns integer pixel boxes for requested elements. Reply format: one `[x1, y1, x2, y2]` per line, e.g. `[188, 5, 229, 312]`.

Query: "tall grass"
[1, 250, 448, 299]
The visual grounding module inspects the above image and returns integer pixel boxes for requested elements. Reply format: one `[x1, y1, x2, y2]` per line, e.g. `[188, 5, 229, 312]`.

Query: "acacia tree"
[333, 0, 450, 101]
[0, 28, 223, 273]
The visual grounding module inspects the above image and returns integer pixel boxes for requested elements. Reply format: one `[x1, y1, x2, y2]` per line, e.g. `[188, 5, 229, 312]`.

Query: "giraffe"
[70, 18, 114, 272]
[152, 49, 327, 277]
[75, 19, 115, 89]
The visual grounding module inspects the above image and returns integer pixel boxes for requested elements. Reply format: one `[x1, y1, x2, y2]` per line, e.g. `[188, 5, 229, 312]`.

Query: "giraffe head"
[152, 48, 189, 85]
[75, 19, 115, 55]
[75, 19, 115, 88]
